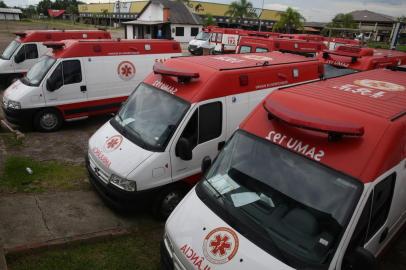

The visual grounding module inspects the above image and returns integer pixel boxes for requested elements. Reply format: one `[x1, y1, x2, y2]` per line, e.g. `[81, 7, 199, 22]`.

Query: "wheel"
[34, 109, 63, 132]
[153, 187, 185, 220]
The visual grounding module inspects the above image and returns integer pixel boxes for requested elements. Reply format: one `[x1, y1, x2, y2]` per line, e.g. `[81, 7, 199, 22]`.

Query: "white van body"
[2, 39, 182, 131]
[86, 52, 323, 217]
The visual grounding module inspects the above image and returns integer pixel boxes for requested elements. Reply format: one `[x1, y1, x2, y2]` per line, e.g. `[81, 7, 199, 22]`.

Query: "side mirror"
[201, 156, 212, 175]
[176, 137, 192, 161]
[46, 77, 60, 92]
[14, 52, 25, 63]
[343, 247, 376, 270]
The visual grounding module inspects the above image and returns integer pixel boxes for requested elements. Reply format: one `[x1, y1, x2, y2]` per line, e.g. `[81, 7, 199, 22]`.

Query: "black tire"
[153, 186, 185, 220]
[33, 108, 63, 132]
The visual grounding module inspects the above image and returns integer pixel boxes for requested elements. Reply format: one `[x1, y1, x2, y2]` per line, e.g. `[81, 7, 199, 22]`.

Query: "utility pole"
[258, 0, 264, 31]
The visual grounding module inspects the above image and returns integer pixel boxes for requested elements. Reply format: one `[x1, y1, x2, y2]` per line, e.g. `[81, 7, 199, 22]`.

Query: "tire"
[34, 109, 63, 132]
[153, 187, 185, 220]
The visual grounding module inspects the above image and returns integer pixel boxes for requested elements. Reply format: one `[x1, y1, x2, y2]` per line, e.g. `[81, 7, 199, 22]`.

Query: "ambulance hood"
[166, 188, 294, 270]
[88, 121, 153, 178]
[189, 38, 209, 47]
[3, 80, 38, 105]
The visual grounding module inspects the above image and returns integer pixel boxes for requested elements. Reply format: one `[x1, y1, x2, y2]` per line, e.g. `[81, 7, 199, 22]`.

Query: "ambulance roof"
[240, 68, 406, 183]
[144, 52, 322, 103]
[322, 46, 406, 70]
[15, 30, 111, 43]
[46, 39, 181, 58]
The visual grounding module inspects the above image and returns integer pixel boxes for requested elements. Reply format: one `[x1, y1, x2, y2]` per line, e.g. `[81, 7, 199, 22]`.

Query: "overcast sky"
[4, 0, 406, 22]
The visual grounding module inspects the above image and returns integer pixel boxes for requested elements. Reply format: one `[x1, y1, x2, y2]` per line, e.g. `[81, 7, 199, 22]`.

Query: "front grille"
[88, 153, 110, 184]
[189, 45, 197, 50]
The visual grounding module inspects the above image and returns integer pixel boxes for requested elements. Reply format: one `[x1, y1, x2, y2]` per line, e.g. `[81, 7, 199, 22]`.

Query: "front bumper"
[188, 45, 203, 55]
[2, 106, 34, 126]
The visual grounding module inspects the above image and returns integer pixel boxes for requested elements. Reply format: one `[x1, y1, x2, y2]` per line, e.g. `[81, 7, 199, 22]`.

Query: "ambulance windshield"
[323, 64, 358, 79]
[197, 130, 362, 268]
[195, 32, 211, 41]
[22, 56, 56, 86]
[1, 40, 20, 60]
[111, 83, 189, 152]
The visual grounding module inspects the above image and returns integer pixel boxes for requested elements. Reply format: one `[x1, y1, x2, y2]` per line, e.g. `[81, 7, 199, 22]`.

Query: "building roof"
[349, 10, 395, 23]
[152, 0, 202, 25]
[0, 8, 22, 14]
[304, 22, 327, 28]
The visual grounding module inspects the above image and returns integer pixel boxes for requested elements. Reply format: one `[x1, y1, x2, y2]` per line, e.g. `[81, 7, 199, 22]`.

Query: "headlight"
[109, 174, 136, 192]
[7, 100, 21, 110]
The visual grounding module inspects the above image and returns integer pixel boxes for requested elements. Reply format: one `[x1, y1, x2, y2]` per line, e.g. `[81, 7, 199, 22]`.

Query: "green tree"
[225, 0, 256, 20]
[330, 13, 356, 28]
[203, 13, 215, 26]
[0, 1, 8, 8]
[22, 5, 37, 18]
[273, 7, 305, 33]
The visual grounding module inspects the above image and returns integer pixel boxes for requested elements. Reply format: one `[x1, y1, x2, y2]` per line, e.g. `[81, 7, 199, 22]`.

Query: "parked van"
[237, 36, 327, 57]
[163, 67, 406, 270]
[188, 26, 278, 55]
[86, 52, 323, 217]
[0, 30, 111, 85]
[2, 39, 182, 131]
[322, 45, 406, 78]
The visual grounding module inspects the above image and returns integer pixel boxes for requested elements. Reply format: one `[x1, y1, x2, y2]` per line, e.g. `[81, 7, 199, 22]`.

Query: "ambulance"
[2, 39, 182, 131]
[86, 52, 324, 218]
[0, 30, 111, 86]
[237, 36, 327, 57]
[188, 27, 278, 55]
[163, 67, 406, 270]
[321, 45, 406, 78]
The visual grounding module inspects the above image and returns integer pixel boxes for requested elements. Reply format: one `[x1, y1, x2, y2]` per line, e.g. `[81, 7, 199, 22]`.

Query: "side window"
[179, 102, 223, 150]
[211, 33, 217, 42]
[175, 27, 184, 37]
[191, 27, 199, 37]
[239, 45, 251, 53]
[25, 44, 38, 59]
[49, 63, 63, 90]
[216, 33, 223, 43]
[256, 47, 269, 53]
[367, 173, 396, 240]
[62, 60, 82, 85]
[199, 102, 222, 144]
[348, 194, 373, 249]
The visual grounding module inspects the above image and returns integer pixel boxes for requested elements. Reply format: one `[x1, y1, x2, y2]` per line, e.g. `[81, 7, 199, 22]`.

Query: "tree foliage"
[225, 0, 256, 19]
[36, 0, 83, 15]
[0, 1, 8, 8]
[329, 13, 356, 29]
[273, 7, 305, 33]
[203, 13, 215, 26]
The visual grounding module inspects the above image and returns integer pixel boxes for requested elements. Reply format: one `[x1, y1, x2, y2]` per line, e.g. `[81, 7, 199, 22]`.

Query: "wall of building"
[0, 13, 20, 20]
[171, 24, 202, 43]
[138, 3, 163, 21]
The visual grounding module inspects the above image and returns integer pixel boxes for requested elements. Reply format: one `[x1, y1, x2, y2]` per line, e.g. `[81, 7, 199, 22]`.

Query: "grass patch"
[0, 156, 88, 193]
[7, 228, 163, 270]
[367, 41, 406, 52]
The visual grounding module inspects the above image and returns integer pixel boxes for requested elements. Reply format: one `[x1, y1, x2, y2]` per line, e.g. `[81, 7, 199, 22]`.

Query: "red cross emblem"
[104, 135, 123, 152]
[203, 227, 239, 264]
[117, 61, 136, 80]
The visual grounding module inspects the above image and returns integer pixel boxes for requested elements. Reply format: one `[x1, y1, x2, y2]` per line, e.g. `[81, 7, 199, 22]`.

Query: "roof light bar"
[153, 62, 199, 83]
[14, 32, 27, 38]
[263, 99, 364, 141]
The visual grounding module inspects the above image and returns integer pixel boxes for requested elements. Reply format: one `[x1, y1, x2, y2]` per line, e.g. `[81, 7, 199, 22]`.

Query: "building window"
[175, 27, 184, 36]
[191, 27, 199, 37]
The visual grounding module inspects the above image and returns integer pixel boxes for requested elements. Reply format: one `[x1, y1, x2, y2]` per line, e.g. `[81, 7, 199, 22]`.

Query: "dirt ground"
[0, 20, 405, 269]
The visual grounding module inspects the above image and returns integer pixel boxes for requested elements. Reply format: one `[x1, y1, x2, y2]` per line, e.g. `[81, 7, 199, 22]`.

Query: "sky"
[4, 0, 406, 22]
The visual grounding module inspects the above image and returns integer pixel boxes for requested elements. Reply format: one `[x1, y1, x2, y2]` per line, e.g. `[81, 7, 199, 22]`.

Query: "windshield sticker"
[152, 80, 178, 94]
[117, 61, 136, 81]
[266, 131, 325, 162]
[212, 56, 244, 64]
[103, 135, 123, 153]
[203, 227, 239, 265]
[208, 174, 240, 195]
[92, 147, 111, 168]
[354, 79, 405, 92]
[231, 192, 260, 207]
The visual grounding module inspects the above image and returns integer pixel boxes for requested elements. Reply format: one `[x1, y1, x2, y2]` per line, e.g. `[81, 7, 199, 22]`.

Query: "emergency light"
[153, 62, 199, 83]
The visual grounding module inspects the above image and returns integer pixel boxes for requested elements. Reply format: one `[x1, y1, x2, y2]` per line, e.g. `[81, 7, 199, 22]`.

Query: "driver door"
[13, 43, 39, 73]
[44, 59, 87, 107]
[170, 99, 226, 183]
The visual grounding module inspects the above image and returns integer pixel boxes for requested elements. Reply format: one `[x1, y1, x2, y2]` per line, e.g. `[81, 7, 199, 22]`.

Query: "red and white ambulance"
[2, 39, 181, 131]
[0, 30, 111, 85]
[163, 67, 406, 270]
[188, 27, 278, 55]
[321, 45, 406, 78]
[237, 36, 327, 57]
[86, 52, 323, 217]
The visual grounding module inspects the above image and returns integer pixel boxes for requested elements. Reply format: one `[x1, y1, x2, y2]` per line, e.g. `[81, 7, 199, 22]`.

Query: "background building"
[0, 8, 22, 21]
[349, 10, 397, 41]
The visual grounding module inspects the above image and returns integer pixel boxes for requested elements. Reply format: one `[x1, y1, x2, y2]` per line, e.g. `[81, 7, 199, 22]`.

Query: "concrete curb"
[4, 227, 131, 256]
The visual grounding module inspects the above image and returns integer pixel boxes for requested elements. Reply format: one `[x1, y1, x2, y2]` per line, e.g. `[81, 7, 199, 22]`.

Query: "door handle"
[80, 85, 87, 92]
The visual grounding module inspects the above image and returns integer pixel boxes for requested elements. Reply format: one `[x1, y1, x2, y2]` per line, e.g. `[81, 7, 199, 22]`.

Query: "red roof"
[47, 39, 181, 58]
[240, 68, 406, 183]
[143, 52, 323, 103]
[47, 9, 65, 18]
[15, 30, 111, 43]
[321, 46, 406, 70]
[239, 36, 327, 53]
